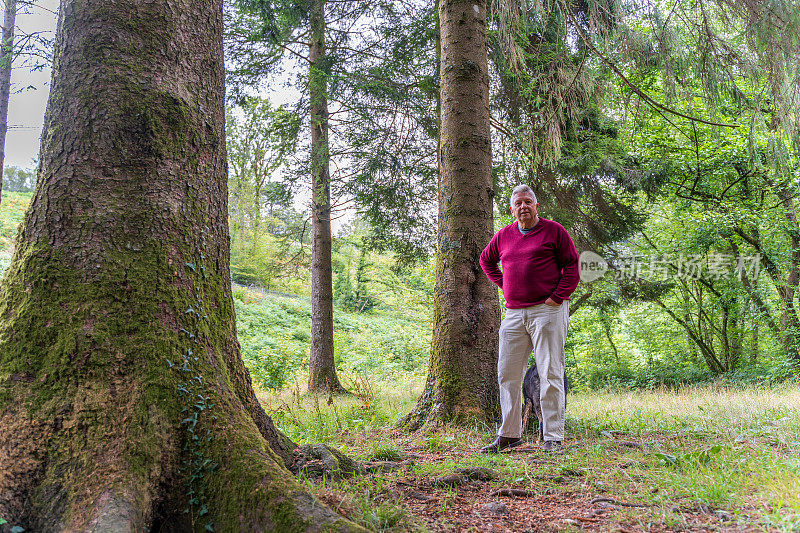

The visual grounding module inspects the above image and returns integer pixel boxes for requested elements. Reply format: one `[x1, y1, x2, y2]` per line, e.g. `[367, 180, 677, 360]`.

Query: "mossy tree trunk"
[0, 1, 363, 531]
[0, 0, 16, 203]
[401, 0, 501, 431]
[308, 0, 345, 394]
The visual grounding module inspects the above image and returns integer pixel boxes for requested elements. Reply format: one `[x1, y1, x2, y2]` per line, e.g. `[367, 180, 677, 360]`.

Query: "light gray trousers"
[497, 302, 569, 440]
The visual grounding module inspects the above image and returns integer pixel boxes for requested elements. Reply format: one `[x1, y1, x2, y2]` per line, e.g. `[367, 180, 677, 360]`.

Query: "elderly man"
[479, 185, 579, 453]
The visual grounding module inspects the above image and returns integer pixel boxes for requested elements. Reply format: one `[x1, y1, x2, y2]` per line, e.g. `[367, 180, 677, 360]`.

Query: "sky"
[5, 0, 58, 170]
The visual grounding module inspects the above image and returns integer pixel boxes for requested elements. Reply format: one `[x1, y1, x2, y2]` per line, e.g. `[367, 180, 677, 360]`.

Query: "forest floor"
[260, 381, 800, 532]
[1, 194, 796, 530]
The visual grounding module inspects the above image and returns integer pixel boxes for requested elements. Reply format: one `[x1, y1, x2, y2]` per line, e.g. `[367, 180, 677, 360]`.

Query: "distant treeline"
[3, 166, 36, 192]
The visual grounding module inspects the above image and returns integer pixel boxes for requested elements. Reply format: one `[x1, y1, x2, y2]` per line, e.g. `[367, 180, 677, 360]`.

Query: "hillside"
[233, 286, 430, 391]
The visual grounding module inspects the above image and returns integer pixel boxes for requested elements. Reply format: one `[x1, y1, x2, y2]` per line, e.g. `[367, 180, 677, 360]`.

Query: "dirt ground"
[316, 442, 768, 532]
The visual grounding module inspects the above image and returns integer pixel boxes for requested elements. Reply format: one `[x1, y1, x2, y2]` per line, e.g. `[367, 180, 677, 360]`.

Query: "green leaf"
[205, 523, 215, 532]
[654, 452, 678, 465]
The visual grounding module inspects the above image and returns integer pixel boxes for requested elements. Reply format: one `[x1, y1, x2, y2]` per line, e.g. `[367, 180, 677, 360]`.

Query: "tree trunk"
[0, 0, 16, 203]
[307, 0, 344, 394]
[751, 320, 759, 363]
[401, 0, 500, 430]
[602, 314, 620, 365]
[654, 299, 724, 374]
[775, 181, 800, 365]
[253, 182, 261, 255]
[733, 222, 800, 366]
[727, 298, 742, 370]
[0, 1, 364, 531]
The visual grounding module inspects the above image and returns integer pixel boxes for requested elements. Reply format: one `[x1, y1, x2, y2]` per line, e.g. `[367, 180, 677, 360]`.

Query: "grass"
[236, 287, 800, 529]
[257, 372, 424, 447]
[2, 190, 798, 529]
[255, 379, 800, 531]
[565, 386, 800, 530]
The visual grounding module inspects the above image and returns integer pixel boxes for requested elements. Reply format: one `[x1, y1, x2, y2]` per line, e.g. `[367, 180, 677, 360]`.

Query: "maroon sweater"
[480, 218, 580, 308]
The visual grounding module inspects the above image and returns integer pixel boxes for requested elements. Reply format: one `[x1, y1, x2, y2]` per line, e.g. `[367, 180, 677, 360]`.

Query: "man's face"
[510, 192, 538, 226]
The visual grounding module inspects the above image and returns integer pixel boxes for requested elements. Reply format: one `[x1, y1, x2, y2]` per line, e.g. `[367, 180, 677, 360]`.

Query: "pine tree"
[0, 0, 364, 529]
[400, 0, 502, 430]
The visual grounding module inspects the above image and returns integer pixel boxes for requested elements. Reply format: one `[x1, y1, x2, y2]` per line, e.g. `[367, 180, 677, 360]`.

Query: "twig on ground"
[491, 488, 537, 497]
[407, 491, 436, 502]
[618, 441, 646, 449]
[591, 497, 653, 508]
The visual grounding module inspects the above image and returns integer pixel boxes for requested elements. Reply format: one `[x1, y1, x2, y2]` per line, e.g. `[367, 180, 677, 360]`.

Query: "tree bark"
[401, 0, 501, 430]
[0, 0, 16, 203]
[774, 182, 800, 364]
[751, 320, 759, 363]
[307, 0, 344, 394]
[733, 223, 800, 365]
[0, 1, 363, 531]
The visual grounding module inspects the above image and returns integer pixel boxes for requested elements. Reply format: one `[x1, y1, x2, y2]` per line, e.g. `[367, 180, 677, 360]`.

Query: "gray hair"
[510, 184, 537, 207]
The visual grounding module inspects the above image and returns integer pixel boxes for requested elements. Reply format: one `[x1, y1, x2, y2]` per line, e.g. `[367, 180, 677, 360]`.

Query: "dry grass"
[574, 383, 800, 419]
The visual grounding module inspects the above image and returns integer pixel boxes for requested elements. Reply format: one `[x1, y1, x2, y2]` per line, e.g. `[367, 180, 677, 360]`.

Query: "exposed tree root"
[396, 382, 440, 432]
[397, 372, 498, 433]
[84, 491, 143, 533]
[360, 460, 414, 474]
[293, 443, 360, 480]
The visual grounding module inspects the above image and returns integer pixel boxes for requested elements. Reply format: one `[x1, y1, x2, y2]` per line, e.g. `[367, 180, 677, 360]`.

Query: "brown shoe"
[480, 436, 522, 454]
[542, 440, 563, 453]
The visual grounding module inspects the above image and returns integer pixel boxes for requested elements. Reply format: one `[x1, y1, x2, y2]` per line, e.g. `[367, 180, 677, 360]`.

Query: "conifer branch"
[564, 6, 738, 130]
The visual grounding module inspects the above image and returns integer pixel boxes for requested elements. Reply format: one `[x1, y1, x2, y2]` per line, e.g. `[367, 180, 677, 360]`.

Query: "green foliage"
[227, 0, 439, 263]
[338, 3, 439, 263]
[230, 230, 306, 290]
[226, 97, 305, 290]
[573, 360, 715, 391]
[654, 444, 723, 467]
[2, 166, 36, 192]
[334, 243, 376, 313]
[0, 192, 31, 276]
[234, 293, 309, 389]
[227, 102, 302, 233]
